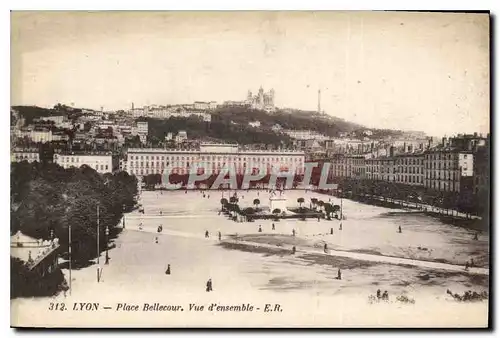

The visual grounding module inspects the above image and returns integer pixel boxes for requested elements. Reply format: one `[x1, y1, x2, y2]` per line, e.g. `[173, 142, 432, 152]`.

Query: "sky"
[11, 11, 490, 137]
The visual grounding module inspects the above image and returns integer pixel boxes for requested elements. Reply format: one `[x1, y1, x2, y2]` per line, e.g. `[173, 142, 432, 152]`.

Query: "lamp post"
[338, 188, 343, 220]
[122, 204, 126, 229]
[105, 226, 109, 265]
[68, 222, 72, 295]
[62, 194, 72, 296]
[96, 203, 100, 264]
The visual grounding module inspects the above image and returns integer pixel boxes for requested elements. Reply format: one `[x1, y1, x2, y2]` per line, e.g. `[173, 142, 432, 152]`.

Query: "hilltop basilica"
[246, 87, 276, 112]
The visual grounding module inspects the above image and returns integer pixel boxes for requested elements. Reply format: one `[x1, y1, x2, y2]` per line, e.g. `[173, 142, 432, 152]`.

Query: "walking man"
[205, 230, 209, 238]
[258, 225, 262, 233]
[339, 222, 343, 231]
[330, 228, 333, 235]
[292, 229, 296, 237]
[398, 225, 402, 233]
[292, 246, 296, 255]
[272, 223, 275, 231]
[337, 268, 342, 280]
[382, 290, 388, 300]
[218, 231, 222, 241]
[165, 264, 171, 275]
[324, 243, 328, 253]
[206, 278, 213, 292]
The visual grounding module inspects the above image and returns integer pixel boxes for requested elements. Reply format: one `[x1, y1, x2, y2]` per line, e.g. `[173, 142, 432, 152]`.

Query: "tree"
[11, 162, 138, 269]
[244, 207, 255, 215]
[272, 208, 281, 221]
[324, 203, 333, 220]
[253, 198, 260, 211]
[317, 200, 325, 211]
[297, 197, 305, 208]
[310, 198, 318, 210]
[220, 198, 228, 211]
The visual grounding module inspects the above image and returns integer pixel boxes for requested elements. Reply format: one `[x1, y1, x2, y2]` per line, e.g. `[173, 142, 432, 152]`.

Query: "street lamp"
[122, 204, 126, 229]
[105, 226, 110, 265]
[96, 203, 100, 264]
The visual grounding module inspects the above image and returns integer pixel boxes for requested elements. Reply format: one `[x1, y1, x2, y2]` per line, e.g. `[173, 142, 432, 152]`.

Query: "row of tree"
[11, 161, 138, 268]
[334, 177, 484, 217]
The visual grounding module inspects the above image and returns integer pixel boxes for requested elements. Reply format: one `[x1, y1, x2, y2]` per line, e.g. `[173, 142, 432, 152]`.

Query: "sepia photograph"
[9, 10, 490, 328]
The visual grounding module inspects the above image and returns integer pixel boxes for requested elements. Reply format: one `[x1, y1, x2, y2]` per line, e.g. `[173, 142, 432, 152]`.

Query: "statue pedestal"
[269, 196, 287, 212]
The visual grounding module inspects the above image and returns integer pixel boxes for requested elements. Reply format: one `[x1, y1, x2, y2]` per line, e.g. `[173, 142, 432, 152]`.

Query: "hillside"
[213, 107, 364, 137]
[145, 115, 292, 147]
[12, 104, 410, 146]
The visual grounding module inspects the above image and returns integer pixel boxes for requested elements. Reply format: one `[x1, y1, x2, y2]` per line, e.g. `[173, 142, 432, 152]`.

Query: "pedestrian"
[165, 264, 171, 275]
[318, 216, 320, 222]
[470, 258, 475, 267]
[382, 291, 388, 300]
[398, 225, 402, 233]
[205, 230, 209, 238]
[339, 222, 342, 231]
[185, 190, 187, 194]
[206, 278, 213, 292]
[324, 243, 328, 253]
[292, 229, 296, 237]
[160, 210, 162, 216]
[292, 246, 296, 255]
[258, 225, 262, 233]
[376, 289, 381, 299]
[465, 261, 469, 271]
[330, 228, 333, 235]
[337, 268, 342, 280]
[218, 231, 222, 241]
[272, 223, 275, 230]
[155, 237, 158, 244]
[473, 233, 479, 240]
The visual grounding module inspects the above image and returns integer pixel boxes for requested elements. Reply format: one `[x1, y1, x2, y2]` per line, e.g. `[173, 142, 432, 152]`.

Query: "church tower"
[269, 88, 275, 106]
[258, 86, 264, 107]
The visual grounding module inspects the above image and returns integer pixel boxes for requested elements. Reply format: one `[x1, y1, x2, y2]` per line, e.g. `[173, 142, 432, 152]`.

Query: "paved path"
[123, 225, 489, 276]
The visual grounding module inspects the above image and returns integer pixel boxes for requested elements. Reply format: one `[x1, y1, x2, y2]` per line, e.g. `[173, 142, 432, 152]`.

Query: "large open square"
[11, 189, 489, 327]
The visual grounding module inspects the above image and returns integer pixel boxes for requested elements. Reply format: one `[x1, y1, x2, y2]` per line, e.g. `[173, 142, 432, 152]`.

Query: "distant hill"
[212, 107, 364, 137]
[12, 104, 411, 145]
[12, 104, 83, 125]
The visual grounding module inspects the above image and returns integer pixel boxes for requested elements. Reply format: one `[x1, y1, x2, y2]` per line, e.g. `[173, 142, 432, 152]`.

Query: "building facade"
[53, 151, 118, 173]
[126, 144, 305, 178]
[11, 148, 40, 163]
[394, 153, 425, 186]
[424, 149, 472, 192]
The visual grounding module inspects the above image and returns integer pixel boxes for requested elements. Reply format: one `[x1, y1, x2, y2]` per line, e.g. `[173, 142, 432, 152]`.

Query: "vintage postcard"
[10, 11, 490, 328]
